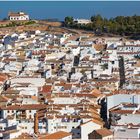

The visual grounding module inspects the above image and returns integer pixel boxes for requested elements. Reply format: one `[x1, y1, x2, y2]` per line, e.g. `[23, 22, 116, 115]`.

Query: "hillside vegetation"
[64, 15, 140, 38]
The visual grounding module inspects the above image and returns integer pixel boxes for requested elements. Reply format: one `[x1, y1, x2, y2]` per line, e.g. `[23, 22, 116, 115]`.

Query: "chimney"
[34, 112, 39, 135]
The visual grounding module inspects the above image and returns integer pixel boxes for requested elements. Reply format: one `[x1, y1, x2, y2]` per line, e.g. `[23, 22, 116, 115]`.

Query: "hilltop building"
[8, 12, 29, 21]
[73, 19, 91, 25]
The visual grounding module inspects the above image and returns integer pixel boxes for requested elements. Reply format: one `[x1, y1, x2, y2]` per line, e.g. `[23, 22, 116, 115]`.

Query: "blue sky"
[0, 1, 140, 20]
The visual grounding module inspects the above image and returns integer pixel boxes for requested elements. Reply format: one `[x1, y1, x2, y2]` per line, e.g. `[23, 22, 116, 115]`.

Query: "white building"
[81, 120, 103, 140]
[8, 12, 29, 21]
[74, 19, 91, 24]
[109, 103, 140, 125]
[112, 125, 140, 139]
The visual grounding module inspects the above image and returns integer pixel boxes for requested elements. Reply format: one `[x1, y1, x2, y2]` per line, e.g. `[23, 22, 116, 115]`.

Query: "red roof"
[0, 74, 8, 83]
[40, 85, 52, 94]
[92, 128, 113, 137]
[40, 131, 71, 139]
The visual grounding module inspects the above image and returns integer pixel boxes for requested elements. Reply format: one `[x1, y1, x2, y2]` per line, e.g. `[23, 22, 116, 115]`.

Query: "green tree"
[64, 15, 140, 37]
[64, 16, 73, 25]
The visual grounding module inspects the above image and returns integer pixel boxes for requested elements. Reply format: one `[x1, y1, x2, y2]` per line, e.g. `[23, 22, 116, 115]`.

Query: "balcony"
[16, 113, 27, 120]
[61, 118, 81, 123]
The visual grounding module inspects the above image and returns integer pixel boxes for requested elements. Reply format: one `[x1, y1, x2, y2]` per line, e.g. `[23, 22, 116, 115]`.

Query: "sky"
[0, 1, 140, 21]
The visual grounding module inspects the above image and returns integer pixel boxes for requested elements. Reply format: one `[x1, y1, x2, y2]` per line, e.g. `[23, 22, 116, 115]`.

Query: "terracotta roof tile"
[41, 85, 52, 94]
[40, 131, 71, 139]
[0, 104, 46, 110]
[92, 128, 113, 137]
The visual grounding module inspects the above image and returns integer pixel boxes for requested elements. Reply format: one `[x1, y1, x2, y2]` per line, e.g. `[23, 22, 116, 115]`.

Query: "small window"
[30, 115, 32, 119]
[77, 126, 80, 129]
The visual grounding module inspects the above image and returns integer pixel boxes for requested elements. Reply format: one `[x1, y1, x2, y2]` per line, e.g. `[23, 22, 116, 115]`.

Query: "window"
[119, 129, 126, 132]
[29, 115, 32, 119]
[77, 126, 80, 129]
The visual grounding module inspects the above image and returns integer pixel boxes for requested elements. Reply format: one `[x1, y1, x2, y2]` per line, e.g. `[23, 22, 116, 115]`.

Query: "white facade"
[17, 121, 34, 134]
[113, 126, 140, 139]
[10, 78, 45, 87]
[107, 94, 140, 117]
[117, 114, 140, 125]
[74, 19, 91, 24]
[81, 121, 102, 140]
